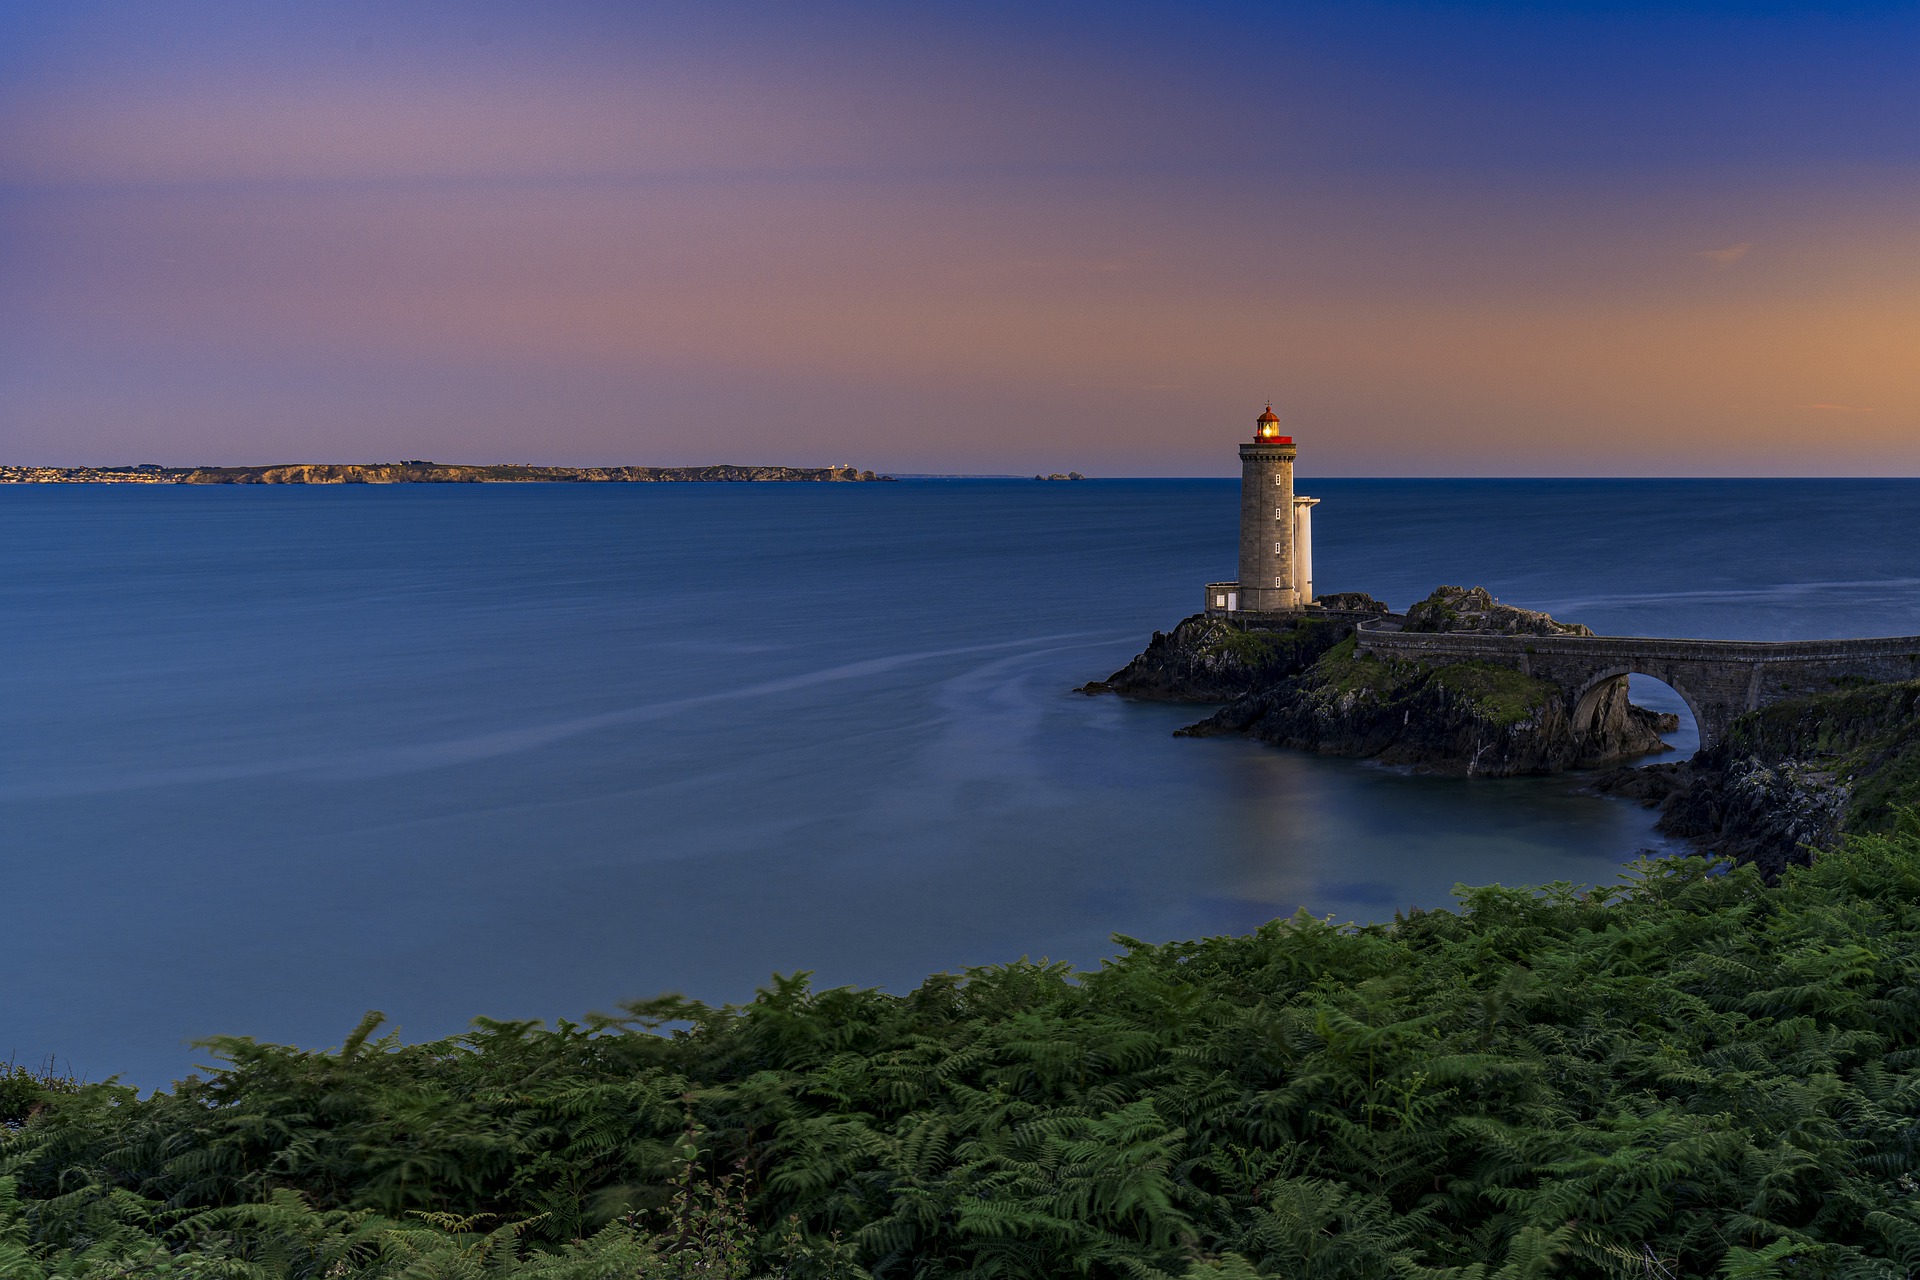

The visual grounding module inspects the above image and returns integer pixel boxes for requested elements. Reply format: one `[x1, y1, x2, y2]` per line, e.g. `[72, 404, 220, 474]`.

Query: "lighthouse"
[1204, 405, 1319, 615]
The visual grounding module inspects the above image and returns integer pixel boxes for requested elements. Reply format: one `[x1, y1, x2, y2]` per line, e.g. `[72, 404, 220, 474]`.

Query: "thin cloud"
[1697, 242, 1754, 266]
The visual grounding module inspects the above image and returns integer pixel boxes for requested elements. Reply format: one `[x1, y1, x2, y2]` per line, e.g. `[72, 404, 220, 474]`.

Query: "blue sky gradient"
[3, 1, 1916, 474]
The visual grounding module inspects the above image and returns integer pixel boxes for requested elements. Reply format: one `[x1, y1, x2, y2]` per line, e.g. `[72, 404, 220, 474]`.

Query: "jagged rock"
[1590, 760, 1692, 805]
[1661, 754, 1848, 878]
[1079, 614, 1351, 702]
[1314, 592, 1391, 614]
[1403, 585, 1593, 637]
[1087, 588, 1668, 775]
[1179, 636, 1666, 776]
[1593, 677, 1920, 876]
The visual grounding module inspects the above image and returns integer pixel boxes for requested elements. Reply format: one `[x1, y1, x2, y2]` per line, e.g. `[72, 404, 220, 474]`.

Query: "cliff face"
[1181, 636, 1667, 776]
[1080, 614, 1353, 702]
[1595, 678, 1920, 876]
[1088, 587, 1669, 776]
[172, 463, 887, 484]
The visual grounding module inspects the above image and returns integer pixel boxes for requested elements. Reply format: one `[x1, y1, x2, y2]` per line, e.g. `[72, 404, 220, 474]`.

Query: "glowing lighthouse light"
[1254, 404, 1292, 444]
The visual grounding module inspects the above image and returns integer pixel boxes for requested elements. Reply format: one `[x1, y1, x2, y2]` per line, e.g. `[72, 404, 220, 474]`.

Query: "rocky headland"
[1086, 586, 1671, 777]
[1090, 584, 1920, 873]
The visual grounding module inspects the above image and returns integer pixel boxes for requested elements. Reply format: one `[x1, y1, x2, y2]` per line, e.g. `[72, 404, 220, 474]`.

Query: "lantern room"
[1254, 405, 1291, 444]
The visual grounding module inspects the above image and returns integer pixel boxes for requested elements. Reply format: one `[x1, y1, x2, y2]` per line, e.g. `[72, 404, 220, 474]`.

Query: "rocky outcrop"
[1085, 587, 1671, 776]
[1594, 677, 1920, 876]
[1079, 614, 1352, 702]
[1594, 754, 1849, 879]
[1402, 585, 1593, 637]
[165, 463, 890, 484]
[1315, 592, 1391, 615]
[1180, 637, 1668, 775]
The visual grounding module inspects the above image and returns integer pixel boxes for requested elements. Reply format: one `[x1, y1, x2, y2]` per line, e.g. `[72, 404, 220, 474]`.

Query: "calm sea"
[6, 478, 1920, 1086]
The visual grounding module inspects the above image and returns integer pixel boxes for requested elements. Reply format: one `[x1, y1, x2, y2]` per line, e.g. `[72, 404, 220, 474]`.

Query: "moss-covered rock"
[1181, 637, 1666, 775]
[1080, 614, 1352, 702]
[1090, 589, 1668, 774]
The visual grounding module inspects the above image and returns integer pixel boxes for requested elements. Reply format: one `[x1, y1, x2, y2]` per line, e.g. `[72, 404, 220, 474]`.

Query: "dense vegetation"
[13, 831, 1920, 1278]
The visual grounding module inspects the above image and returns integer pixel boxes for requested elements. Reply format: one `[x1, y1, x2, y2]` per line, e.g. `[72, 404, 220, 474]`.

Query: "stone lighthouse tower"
[1238, 405, 1298, 611]
[1205, 405, 1319, 615]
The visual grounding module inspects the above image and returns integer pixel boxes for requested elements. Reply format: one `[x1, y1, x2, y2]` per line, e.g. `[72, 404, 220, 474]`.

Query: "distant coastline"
[0, 462, 892, 485]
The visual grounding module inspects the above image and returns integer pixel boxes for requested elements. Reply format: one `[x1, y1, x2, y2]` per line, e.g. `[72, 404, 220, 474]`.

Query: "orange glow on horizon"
[2, 4, 1916, 475]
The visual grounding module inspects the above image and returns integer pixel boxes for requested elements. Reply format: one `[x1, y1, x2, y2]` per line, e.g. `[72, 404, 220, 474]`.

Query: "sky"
[2, 1, 1917, 476]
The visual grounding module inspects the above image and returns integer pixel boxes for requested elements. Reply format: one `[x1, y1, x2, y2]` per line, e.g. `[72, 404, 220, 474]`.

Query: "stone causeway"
[1353, 623, 1920, 751]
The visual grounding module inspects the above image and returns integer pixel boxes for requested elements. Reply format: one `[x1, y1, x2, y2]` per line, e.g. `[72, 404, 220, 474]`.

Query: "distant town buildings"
[0, 465, 173, 483]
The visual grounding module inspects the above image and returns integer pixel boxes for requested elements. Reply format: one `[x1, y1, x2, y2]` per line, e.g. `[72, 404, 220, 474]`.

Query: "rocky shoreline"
[1086, 586, 1920, 873]
[1084, 587, 1670, 777]
[1591, 677, 1920, 877]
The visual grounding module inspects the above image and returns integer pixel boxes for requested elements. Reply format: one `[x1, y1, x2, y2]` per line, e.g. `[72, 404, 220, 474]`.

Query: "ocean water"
[6, 478, 1920, 1087]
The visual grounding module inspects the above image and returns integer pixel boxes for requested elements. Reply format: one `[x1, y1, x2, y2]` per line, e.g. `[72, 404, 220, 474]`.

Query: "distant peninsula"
[0, 462, 892, 485]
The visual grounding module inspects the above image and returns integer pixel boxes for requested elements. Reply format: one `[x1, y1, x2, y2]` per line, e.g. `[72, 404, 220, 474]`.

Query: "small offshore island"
[0, 461, 892, 484]
[1087, 408, 1920, 877]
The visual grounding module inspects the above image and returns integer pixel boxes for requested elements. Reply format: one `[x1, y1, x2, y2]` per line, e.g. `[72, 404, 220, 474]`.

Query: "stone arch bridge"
[1353, 623, 1920, 752]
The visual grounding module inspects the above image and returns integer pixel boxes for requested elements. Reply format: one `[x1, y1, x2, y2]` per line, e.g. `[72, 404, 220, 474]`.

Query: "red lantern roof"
[1254, 404, 1290, 443]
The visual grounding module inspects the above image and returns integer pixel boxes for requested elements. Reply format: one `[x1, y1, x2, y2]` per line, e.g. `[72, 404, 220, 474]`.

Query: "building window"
[1274, 541, 1283, 554]
[1214, 594, 1226, 607]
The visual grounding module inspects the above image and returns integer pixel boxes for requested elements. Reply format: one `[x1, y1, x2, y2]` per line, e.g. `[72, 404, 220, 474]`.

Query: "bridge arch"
[1352, 620, 1920, 756]
[1570, 667, 1704, 758]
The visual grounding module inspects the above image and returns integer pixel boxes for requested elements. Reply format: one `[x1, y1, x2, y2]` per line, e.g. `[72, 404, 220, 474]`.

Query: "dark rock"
[1180, 636, 1665, 775]
[1091, 588, 1662, 775]
[1089, 614, 1353, 703]
[1590, 760, 1692, 805]
[1590, 678, 1920, 876]
[1314, 592, 1391, 614]
[1656, 752, 1847, 878]
[1402, 585, 1594, 637]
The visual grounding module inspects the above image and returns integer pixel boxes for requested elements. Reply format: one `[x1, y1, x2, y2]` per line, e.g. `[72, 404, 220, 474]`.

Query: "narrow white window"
[1274, 541, 1283, 554]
